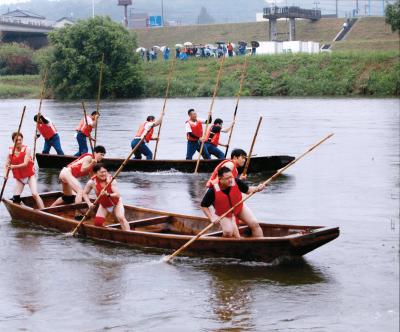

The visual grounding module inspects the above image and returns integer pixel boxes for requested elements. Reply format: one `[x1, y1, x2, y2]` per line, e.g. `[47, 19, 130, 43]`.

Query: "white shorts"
[17, 177, 29, 185]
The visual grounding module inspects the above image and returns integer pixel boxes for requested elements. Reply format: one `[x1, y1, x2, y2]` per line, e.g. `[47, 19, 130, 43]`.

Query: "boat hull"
[35, 153, 295, 173]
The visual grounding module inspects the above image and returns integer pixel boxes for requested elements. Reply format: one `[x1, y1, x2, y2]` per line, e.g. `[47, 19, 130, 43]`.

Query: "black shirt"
[201, 178, 249, 208]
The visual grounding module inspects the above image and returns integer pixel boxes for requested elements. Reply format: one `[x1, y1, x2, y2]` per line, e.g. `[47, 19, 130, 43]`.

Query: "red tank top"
[38, 122, 57, 140]
[135, 122, 154, 143]
[213, 179, 243, 218]
[186, 120, 203, 141]
[8, 145, 35, 179]
[205, 125, 221, 146]
[67, 153, 94, 178]
[206, 159, 239, 188]
[92, 175, 119, 208]
[76, 116, 93, 137]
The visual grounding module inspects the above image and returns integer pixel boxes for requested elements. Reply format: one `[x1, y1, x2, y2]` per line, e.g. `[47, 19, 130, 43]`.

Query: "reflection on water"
[0, 98, 398, 331]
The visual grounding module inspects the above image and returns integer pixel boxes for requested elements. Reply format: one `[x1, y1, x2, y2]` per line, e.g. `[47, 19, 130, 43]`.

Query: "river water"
[0, 98, 398, 331]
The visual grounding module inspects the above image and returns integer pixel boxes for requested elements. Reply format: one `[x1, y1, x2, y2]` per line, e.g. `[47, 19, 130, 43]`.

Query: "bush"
[0, 43, 37, 75]
[46, 16, 144, 99]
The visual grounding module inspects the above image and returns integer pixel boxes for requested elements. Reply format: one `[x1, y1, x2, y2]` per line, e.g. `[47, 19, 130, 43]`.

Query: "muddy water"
[0, 98, 398, 331]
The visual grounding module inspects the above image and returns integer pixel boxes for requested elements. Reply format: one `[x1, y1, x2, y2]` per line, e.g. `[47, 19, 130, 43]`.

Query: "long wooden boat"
[2, 192, 339, 262]
[35, 153, 295, 173]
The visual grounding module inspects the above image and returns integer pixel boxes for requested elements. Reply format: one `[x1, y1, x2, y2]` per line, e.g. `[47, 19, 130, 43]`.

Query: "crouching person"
[82, 163, 130, 231]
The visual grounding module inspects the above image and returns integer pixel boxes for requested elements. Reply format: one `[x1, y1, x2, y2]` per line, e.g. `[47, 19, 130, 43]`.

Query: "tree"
[47, 16, 143, 99]
[197, 6, 215, 25]
[385, 1, 400, 33]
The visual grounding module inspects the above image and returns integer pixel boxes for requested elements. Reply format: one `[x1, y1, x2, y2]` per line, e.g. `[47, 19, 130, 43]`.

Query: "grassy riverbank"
[1, 51, 399, 99]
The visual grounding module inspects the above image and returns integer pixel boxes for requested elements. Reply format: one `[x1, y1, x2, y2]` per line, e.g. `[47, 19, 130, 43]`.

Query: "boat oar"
[94, 53, 104, 145]
[32, 69, 48, 163]
[0, 106, 26, 201]
[163, 133, 334, 263]
[153, 57, 176, 160]
[242, 116, 263, 177]
[224, 56, 248, 158]
[82, 102, 95, 154]
[70, 126, 154, 237]
[194, 55, 225, 174]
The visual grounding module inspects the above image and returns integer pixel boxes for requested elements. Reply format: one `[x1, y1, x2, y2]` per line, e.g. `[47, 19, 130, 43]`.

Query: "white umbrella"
[136, 47, 145, 52]
[153, 45, 161, 50]
[205, 44, 215, 49]
[160, 46, 167, 52]
[183, 41, 193, 46]
[175, 43, 183, 48]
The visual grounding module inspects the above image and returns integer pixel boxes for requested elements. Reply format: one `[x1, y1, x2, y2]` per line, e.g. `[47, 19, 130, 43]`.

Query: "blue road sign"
[149, 15, 162, 27]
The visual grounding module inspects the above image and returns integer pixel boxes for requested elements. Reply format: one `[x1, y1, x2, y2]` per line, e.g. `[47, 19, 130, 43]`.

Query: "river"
[0, 98, 398, 331]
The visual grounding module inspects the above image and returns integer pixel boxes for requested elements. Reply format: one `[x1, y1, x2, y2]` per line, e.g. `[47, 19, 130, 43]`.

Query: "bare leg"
[13, 179, 25, 196]
[51, 168, 82, 207]
[237, 205, 263, 238]
[27, 176, 45, 209]
[219, 215, 241, 238]
[113, 200, 130, 231]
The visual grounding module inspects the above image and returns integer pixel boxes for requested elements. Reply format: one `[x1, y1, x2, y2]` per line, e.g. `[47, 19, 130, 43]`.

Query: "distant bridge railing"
[263, 6, 321, 21]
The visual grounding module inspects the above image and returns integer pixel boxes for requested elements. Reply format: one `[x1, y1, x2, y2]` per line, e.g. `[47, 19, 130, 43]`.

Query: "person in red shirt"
[50, 146, 106, 212]
[74, 111, 99, 156]
[5, 132, 44, 209]
[185, 108, 212, 160]
[203, 118, 234, 159]
[201, 166, 264, 238]
[227, 42, 234, 57]
[131, 115, 163, 160]
[82, 163, 130, 231]
[34, 114, 64, 155]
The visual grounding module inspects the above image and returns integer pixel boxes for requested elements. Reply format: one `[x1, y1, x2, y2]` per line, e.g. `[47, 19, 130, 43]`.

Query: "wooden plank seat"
[106, 215, 170, 229]
[41, 203, 89, 213]
[205, 225, 249, 237]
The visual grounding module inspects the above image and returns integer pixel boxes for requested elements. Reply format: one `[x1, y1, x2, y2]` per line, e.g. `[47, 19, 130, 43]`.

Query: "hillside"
[133, 17, 399, 52]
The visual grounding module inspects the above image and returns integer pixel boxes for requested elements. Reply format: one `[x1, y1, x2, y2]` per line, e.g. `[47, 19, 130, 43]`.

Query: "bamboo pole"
[224, 56, 248, 158]
[70, 126, 155, 236]
[194, 55, 225, 174]
[153, 58, 176, 160]
[94, 53, 104, 145]
[0, 106, 27, 201]
[242, 116, 263, 177]
[163, 133, 334, 262]
[32, 70, 48, 162]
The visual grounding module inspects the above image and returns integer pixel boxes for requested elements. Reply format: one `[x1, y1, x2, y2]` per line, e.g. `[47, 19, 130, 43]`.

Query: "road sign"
[149, 15, 162, 27]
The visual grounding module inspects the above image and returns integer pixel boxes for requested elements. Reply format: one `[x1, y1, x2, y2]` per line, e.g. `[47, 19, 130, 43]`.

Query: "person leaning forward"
[201, 166, 265, 238]
[203, 118, 234, 160]
[34, 114, 64, 155]
[74, 111, 99, 156]
[185, 108, 212, 160]
[82, 163, 130, 231]
[130, 115, 162, 160]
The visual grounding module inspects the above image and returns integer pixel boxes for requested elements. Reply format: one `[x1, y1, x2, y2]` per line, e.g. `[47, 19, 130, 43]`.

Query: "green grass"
[0, 75, 40, 98]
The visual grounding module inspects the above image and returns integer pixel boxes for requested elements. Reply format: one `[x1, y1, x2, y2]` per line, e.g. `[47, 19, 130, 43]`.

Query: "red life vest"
[67, 153, 94, 178]
[75, 116, 93, 137]
[206, 159, 239, 188]
[135, 122, 154, 143]
[186, 119, 203, 141]
[213, 179, 243, 218]
[38, 122, 57, 140]
[92, 175, 119, 208]
[8, 145, 35, 179]
[205, 125, 221, 146]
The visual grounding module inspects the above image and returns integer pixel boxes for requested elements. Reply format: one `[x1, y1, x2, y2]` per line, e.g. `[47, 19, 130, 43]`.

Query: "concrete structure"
[118, 0, 132, 28]
[53, 17, 74, 29]
[255, 41, 320, 55]
[263, 6, 321, 41]
[128, 12, 148, 29]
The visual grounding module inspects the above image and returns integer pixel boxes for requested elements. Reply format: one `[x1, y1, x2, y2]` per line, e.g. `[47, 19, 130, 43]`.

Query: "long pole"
[94, 53, 104, 146]
[242, 116, 263, 177]
[163, 133, 334, 263]
[0, 106, 26, 201]
[32, 70, 48, 163]
[194, 55, 225, 174]
[70, 126, 154, 236]
[224, 56, 248, 158]
[336, 0, 338, 17]
[153, 58, 176, 160]
[82, 102, 94, 154]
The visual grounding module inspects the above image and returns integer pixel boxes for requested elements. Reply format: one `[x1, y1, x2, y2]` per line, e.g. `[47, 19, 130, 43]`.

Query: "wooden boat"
[35, 153, 295, 173]
[2, 192, 339, 262]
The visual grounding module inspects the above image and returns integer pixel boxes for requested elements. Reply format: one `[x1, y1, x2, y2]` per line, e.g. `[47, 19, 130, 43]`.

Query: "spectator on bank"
[176, 47, 181, 59]
[227, 42, 234, 57]
[251, 46, 256, 56]
[146, 49, 150, 62]
[163, 47, 170, 60]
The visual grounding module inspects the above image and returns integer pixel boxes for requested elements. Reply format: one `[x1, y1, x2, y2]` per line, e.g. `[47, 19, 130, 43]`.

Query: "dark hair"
[33, 114, 49, 124]
[93, 163, 107, 173]
[91, 111, 99, 116]
[11, 132, 23, 141]
[214, 118, 223, 125]
[147, 115, 155, 121]
[217, 166, 232, 178]
[188, 108, 195, 115]
[94, 145, 106, 154]
[231, 148, 247, 159]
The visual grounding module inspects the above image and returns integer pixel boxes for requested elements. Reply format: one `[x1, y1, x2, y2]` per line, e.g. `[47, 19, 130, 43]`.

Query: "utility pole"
[92, 0, 95, 18]
[161, 0, 164, 26]
[335, 0, 338, 18]
[368, 0, 371, 16]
